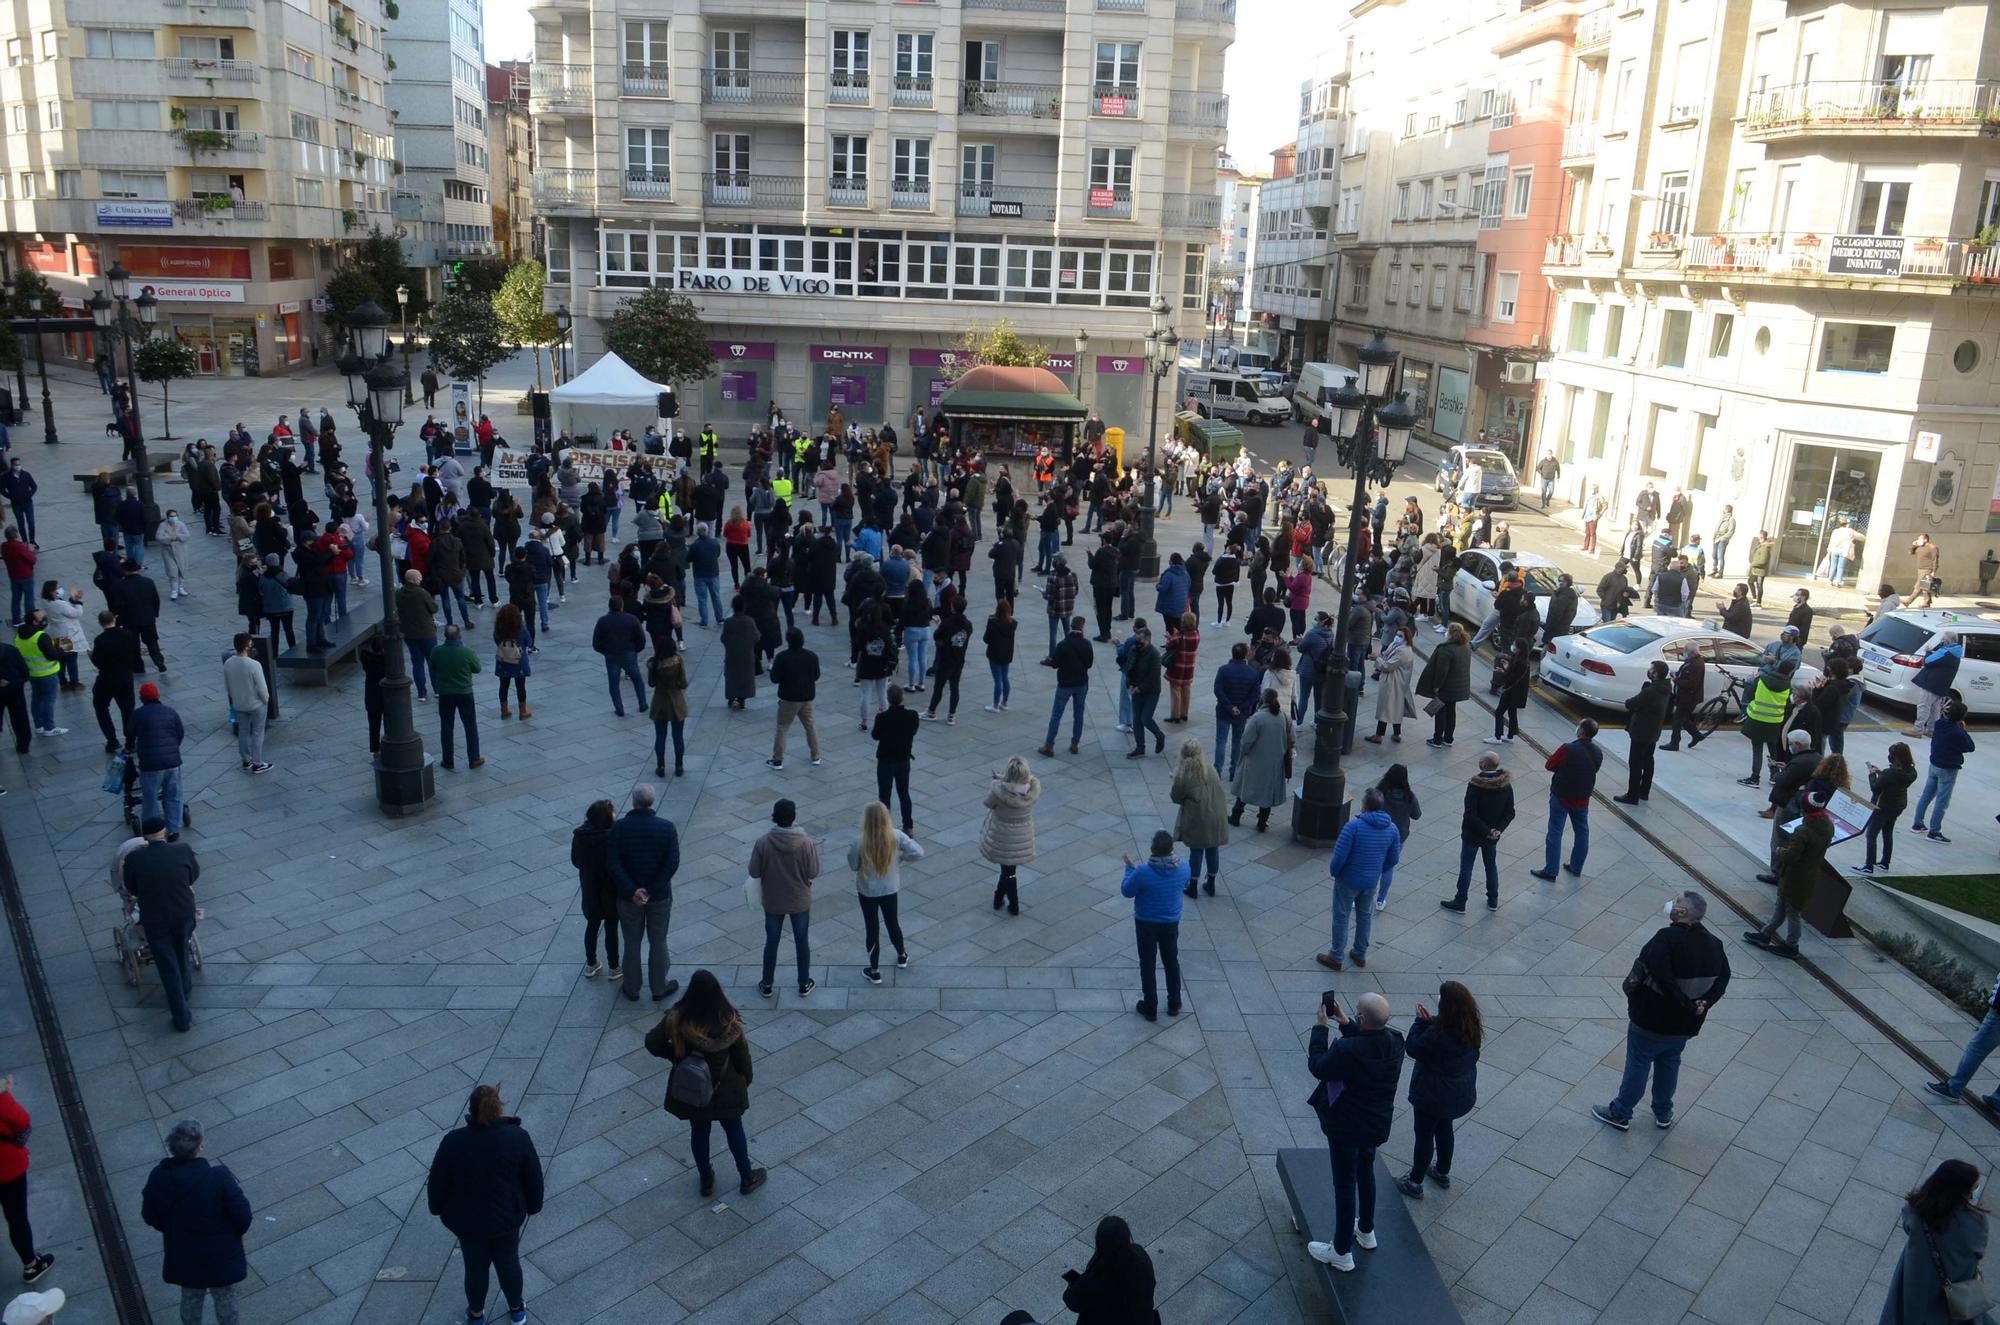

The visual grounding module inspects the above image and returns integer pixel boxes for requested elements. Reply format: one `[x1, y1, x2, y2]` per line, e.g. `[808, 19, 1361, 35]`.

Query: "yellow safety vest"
[14, 629, 58, 679]
[655, 491, 673, 518]
[772, 477, 794, 505]
[794, 436, 814, 462]
[1745, 678, 1788, 725]
[699, 432, 718, 457]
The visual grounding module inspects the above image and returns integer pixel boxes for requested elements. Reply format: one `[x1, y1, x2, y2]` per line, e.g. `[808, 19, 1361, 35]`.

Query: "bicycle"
[1687, 673, 1749, 745]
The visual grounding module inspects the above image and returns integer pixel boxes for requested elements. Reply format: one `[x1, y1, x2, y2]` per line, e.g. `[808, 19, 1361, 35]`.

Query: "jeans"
[1828, 553, 1849, 583]
[1214, 713, 1246, 776]
[437, 578, 469, 627]
[143, 916, 196, 1030]
[1539, 478, 1556, 506]
[140, 766, 185, 835]
[123, 531, 145, 566]
[533, 581, 551, 630]
[457, 1231, 524, 1317]
[1037, 528, 1060, 573]
[1543, 795, 1589, 874]
[604, 651, 645, 715]
[7, 578, 30, 624]
[1945, 1010, 2000, 1096]
[27, 674, 55, 731]
[761, 909, 810, 990]
[652, 718, 685, 771]
[903, 628, 930, 687]
[1914, 765, 1959, 832]
[12, 503, 31, 545]
[1119, 570, 1136, 619]
[989, 662, 1011, 707]
[1047, 614, 1064, 658]
[877, 759, 913, 829]
[236, 707, 266, 766]
[689, 1116, 751, 1182]
[1409, 1110, 1454, 1182]
[305, 594, 333, 648]
[1329, 882, 1374, 961]
[859, 677, 888, 724]
[94, 680, 134, 750]
[179, 1284, 238, 1325]
[1135, 918, 1181, 1013]
[406, 637, 436, 698]
[1045, 685, 1087, 748]
[1130, 690, 1163, 751]
[694, 574, 725, 626]
[1454, 839, 1499, 904]
[617, 892, 673, 997]
[584, 916, 620, 969]
[1863, 808, 1895, 870]
[1760, 894, 1803, 948]
[859, 892, 904, 970]
[438, 692, 479, 764]
[1607, 1024, 1689, 1123]
[0, 1173, 33, 1264]
[1712, 539, 1729, 577]
[1328, 1143, 1376, 1256]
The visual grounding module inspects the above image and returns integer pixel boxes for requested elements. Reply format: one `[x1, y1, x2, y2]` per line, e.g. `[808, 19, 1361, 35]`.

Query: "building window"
[1477, 88, 1496, 118]
[896, 32, 934, 102]
[287, 46, 314, 78]
[1979, 175, 2000, 234]
[3, 37, 21, 66]
[832, 133, 868, 185]
[831, 29, 870, 100]
[1416, 178, 1433, 219]
[1507, 166, 1533, 219]
[1093, 41, 1139, 92]
[1656, 171, 1689, 237]
[1602, 304, 1625, 359]
[1181, 249, 1205, 311]
[625, 127, 669, 184]
[1566, 302, 1595, 353]
[1348, 261, 1369, 307]
[1339, 187, 1360, 232]
[93, 100, 161, 129]
[8, 106, 28, 133]
[1088, 146, 1134, 207]
[1456, 265, 1473, 311]
[1479, 159, 1504, 229]
[622, 20, 669, 78]
[1387, 266, 1401, 303]
[1430, 264, 1446, 308]
[100, 170, 167, 198]
[1709, 312, 1734, 358]
[892, 137, 931, 191]
[1658, 308, 1691, 369]
[1853, 174, 1910, 236]
[52, 170, 79, 198]
[1494, 271, 1518, 321]
[1402, 111, 1415, 137]
[1406, 265, 1422, 306]
[295, 178, 324, 206]
[85, 28, 153, 57]
[42, 101, 60, 129]
[1588, 390, 1611, 459]
[1817, 322, 1894, 374]
[1394, 182, 1408, 220]
[291, 112, 320, 142]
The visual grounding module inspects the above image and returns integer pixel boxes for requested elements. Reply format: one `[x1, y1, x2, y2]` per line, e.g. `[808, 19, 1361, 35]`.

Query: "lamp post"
[1074, 328, 1090, 412]
[90, 263, 160, 522]
[1292, 328, 1416, 845]
[1137, 295, 1177, 578]
[32, 292, 56, 447]
[396, 283, 414, 404]
[339, 299, 434, 816]
[553, 303, 572, 385]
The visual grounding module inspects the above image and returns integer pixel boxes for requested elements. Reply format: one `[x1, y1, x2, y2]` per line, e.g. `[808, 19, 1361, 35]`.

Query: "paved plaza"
[1, 360, 1996, 1324]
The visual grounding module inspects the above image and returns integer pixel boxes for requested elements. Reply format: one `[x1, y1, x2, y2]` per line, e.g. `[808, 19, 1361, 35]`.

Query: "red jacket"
[404, 525, 432, 575]
[316, 530, 353, 577]
[0, 1090, 30, 1184]
[1, 540, 35, 581]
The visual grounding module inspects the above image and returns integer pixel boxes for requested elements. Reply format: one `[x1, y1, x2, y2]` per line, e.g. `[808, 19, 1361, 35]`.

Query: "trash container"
[1102, 426, 1124, 471]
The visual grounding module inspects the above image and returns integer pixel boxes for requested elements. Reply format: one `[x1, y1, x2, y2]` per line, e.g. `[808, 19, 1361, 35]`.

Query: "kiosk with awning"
[937, 364, 1088, 463]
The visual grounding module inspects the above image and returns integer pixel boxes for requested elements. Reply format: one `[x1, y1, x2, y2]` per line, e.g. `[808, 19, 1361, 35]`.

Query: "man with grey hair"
[141, 1119, 252, 1324]
[1305, 989, 1405, 1272]
[1592, 889, 1729, 1131]
[606, 784, 681, 1003]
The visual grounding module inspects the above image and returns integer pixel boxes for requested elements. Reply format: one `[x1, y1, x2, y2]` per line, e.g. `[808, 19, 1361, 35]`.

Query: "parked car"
[1538, 615, 1823, 712]
[1447, 549, 1602, 635]
[1855, 609, 2000, 716]
[1434, 445, 1520, 508]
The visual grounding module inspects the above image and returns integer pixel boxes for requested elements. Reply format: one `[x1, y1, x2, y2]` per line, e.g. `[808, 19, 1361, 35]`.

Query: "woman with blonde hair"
[847, 801, 924, 984]
[1170, 738, 1229, 898]
[980, 754, 1041, 915]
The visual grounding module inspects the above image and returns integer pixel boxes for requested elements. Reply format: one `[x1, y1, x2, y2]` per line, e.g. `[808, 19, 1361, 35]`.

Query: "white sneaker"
[1354, 1226, 1377, 1251]
[983, 704, 1000, 713]
[1307, 1241, 1355, 1272]
[1482, 736, 1507, 745]
[38, 727, 65, 736]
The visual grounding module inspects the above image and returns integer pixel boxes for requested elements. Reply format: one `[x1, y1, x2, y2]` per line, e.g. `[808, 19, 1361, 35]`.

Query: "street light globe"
[366, 361, 407, 426]
[1357, 327, 1399, 399]
[1329, 373, 1365, 440]
[134, 290, 159, 325]
[337, 348, 370, 408]
[395, 283, 409, 308]
[346, 299, 390, 360]
[87, 291, 113, 328]
[106, 262, 131, 302]
[1374, 391, 1418, 466]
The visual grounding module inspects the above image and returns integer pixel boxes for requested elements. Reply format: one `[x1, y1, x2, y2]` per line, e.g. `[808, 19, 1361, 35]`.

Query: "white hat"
[5, 1289, 67, 1324]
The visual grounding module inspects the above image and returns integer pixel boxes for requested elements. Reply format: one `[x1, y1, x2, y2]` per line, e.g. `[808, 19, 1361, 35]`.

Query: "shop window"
[1817, 322, 1893, 374]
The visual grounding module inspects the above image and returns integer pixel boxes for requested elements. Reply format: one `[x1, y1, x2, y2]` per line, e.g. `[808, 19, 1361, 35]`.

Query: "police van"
[1180, 370, 1293, 427]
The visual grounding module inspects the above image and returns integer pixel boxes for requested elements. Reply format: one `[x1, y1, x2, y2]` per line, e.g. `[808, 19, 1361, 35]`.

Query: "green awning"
[938, 386, 1088, 420]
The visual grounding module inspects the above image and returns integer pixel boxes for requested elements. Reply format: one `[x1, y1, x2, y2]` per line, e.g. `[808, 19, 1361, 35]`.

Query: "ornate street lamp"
[32, 291, 56, 446]
[395, 283, 414, 404]
[1293, 328, 1417, 845]
[1074, 327, 1090, 411]
[1136, 295, 1176, 577]
[95, 263, 158, 525]
[553, 302, 573, 385]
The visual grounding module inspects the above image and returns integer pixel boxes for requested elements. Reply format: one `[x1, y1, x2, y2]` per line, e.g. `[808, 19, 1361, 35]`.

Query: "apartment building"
[0, 0, 398, 376]
[526, 0, 1231, 431]
[1208, 159, 1260, 353]
[1538, 0, 2000, 589]
[1251, 79, 1338, 374]
[487, 61, 532, 262]
[389, 0, 494, 293]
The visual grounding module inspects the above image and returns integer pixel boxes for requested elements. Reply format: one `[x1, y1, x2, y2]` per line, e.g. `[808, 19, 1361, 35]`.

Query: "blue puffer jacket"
[1121, 855, 1189, 924]
[1153, 564, 1191, 621]
[1405, 1018, 1479, 1120]
[141, 1156, 251, 1289]
[1213, 659, 1262, 716]
[130, 701, 185, 772]
[1914, 642, 1962, 697]
[1328, 809, 1401, 892]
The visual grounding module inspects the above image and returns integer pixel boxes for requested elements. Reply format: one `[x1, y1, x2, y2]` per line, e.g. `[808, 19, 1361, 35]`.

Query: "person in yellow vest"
[1735, 659, 1794, 787]
[13, 610, 64, 736]
[771, 474, 794, 509]
[698, 427, 720, 477]
[655, 488, 674, 524]
[793, 433, 815, 477]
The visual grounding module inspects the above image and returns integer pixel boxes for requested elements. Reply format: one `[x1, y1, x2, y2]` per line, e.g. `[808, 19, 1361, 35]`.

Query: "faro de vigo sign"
[675, 269, 832, 295]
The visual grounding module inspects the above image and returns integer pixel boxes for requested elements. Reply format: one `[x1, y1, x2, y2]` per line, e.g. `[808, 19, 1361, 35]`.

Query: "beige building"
[1539, 0, 2000, 590]
[526, 0, 1232, 432]
[0, 0, 398, 376]
[487, 61, 532, 262]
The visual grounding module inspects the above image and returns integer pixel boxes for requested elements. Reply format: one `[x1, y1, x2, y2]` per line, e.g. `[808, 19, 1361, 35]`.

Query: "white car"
[1855, 610, 2000, 716]
[1434, 445, 1521, 508]
[1447, 548, 1602, 635]
[1538, 615, 1824, 712]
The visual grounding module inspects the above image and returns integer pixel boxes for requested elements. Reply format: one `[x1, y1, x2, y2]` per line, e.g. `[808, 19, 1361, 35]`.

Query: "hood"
[1469, 768, 1512, 791]
[1136, 855, 1183, 880]
[990, 777, 1041, 807]
[1355, 809, 1396, 831]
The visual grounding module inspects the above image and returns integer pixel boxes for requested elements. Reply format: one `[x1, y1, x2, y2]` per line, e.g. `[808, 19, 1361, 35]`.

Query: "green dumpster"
[1179, 411, 1244, 465]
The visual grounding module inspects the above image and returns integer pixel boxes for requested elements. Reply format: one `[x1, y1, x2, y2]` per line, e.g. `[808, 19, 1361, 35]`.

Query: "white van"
[1289, 362, 1348, 423]
[1182, 370, 1292, 426]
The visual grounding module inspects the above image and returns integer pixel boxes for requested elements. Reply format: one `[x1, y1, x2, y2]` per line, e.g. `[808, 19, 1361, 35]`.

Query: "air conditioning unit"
[1502, 361, 1535, 385]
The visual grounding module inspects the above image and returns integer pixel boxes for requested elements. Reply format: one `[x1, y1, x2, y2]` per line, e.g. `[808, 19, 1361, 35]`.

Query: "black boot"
[1228, 799, 1244, 827]
[993, 884, 1005, 911]
[1204, 875, 1216, 896]
[1256, 808, 1270, 832]
[1006, 878, 1020, 916]
[1184, 880, 1198, 899]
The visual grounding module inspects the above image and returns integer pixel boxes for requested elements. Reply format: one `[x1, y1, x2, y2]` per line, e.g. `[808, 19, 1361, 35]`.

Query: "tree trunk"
[160, 384, 173, 440]
[532, 346, 544, 391]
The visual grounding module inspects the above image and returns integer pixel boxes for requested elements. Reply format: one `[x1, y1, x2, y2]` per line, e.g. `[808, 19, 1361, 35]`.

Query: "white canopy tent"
[548, 352, 669, 442]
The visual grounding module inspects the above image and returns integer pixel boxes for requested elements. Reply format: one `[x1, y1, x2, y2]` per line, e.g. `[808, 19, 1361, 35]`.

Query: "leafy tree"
[943, 319, 1051, 381]
[134, 336, 198, 439]
[453, 259, 508, 299]
[602, 287, 715, 388]
[493, 260, 560, 389]
[325, 226, 421, 332]
[0, 270, 58, 372]
[425, 289, 508, 413]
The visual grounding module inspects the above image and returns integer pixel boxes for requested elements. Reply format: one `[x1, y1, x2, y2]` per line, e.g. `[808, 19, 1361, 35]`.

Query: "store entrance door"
[1775, 442, 1881, 575]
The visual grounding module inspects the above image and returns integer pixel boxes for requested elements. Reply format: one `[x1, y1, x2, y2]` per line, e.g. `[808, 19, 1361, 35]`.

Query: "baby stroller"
[109, 839, 203, 987]
[111, 752, 193, 838]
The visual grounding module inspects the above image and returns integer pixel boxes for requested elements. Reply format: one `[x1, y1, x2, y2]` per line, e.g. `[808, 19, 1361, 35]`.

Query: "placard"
[1097, 355, 1145, 374]
[1826, 234, 1904, 278]
[812, 345, 887, 365]
[1781, 789, 1868, 846]
[1913, 429, 1942, 463]
[929, 377, 950, 407]
[1089, 187, 1117, 210]
[829, 374, 867, 406]
[118, 246, 253, 279]
[990, 200, 1024, 219]
[1098, 94, 1128, 117]
[494, 447, 684, 487]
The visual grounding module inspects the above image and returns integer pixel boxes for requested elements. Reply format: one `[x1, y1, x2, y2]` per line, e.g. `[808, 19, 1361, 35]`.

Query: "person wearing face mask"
[1591, 891, 1729, 1131]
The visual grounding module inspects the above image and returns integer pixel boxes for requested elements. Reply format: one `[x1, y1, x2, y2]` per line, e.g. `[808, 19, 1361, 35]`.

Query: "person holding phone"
[1396, 983, 1483, 1198]
[1304, 991, 1405, 1272]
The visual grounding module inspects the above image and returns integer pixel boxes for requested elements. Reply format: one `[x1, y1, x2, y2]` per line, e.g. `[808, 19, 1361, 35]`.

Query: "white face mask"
[1976, 1182, 1987, 1206]
[1664, 900, 1678, 921]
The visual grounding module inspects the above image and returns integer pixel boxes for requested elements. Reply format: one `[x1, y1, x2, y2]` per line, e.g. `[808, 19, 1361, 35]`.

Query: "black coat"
[570, 823, 616, 923]
[1405, 1019, 1479, 1120]
[1625, 922, 1729, 1037]
[427, 1116, 544, 1242]
[141, 1156, 252, 1288]
[1459, 769, 1515, 842]
[645, 1015, 753, 1123]
[1061, 1244, 1159, 1325]
[1625, 677, 1672, 747]
[1543, 586, 1579, 639]
[1306, 1021, 1405, 1148]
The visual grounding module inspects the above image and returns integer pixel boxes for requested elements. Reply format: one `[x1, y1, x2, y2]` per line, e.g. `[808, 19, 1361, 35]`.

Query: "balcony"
[961, 81, 1061, 120]
[445, 239, 498, 258]
[889, 178, 932, 211]
[622, 169, 671, 201]
[621, 62, 670, 97]
[532, 167, 598, 209]
[702, 70, 804, 108]
[1091, 84, 1140, 118]
[827, 175, 868, 207]
[1559, 125, 1597, 166]
[1174, 0, 1235, 25]
[1163, 190, 1221, 236]
[163, 57, 257, 82]
[964, 0, 1066, 11]
[703, 172, 802, 209]
[1167, 90, 1228, 139]
[893, 75, 934, 109]
[1574, 6, 1613, 58]
[829, 72, 870, 106]
[530, 63, 591, 114]
[1544, 236, 1584, 267]
[1741, 80, 2000, 141]
[1096, 0, 1147, 9]
[1681, 231, 2000, 284]
[956, 183, 1057, 222]
[1085, 185, 1133, 220]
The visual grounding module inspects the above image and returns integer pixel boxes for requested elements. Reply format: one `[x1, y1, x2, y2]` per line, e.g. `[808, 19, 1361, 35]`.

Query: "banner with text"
[493, 447, 685, 488]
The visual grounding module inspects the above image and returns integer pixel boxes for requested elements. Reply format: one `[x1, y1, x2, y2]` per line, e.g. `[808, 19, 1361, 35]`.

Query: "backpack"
[666, 1047, 717, 1110]
[497, 637, 523, 666]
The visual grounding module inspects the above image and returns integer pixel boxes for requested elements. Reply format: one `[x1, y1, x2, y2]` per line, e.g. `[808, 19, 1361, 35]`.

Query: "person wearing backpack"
[645, 969, 768, 1198]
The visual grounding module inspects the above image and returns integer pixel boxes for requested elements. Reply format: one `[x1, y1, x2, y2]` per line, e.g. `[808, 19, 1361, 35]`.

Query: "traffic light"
[443, 260, 465, 291]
